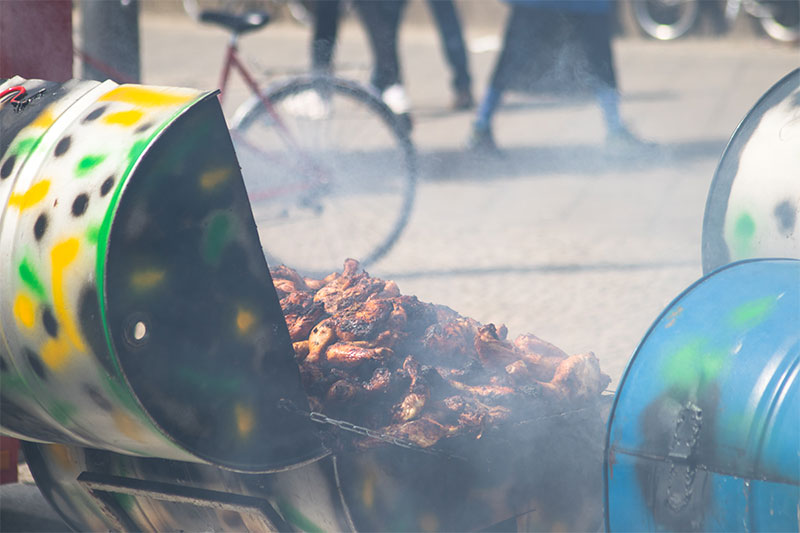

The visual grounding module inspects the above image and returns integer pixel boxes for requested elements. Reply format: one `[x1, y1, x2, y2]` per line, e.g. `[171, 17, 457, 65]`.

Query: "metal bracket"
[77, 471, 291, 532]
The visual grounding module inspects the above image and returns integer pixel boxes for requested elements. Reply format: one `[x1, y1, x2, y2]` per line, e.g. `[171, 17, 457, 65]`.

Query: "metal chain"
[278, 399, 456, 458]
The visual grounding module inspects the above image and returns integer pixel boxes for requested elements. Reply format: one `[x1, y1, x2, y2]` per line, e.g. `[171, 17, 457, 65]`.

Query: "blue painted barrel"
[604, 258, 799, 532]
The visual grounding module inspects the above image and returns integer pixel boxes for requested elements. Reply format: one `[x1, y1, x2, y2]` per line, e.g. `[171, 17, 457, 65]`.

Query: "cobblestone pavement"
[138, 13, 796, 385]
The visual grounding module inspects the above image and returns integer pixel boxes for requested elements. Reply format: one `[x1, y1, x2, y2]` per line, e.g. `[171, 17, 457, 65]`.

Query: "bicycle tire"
[756, 0, 800, 43]
[230, 75, 417, 277]
[633, 0, 700, 40]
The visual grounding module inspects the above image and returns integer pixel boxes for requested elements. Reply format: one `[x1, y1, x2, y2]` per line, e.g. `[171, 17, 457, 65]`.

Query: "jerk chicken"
[273, 259, 610, 451]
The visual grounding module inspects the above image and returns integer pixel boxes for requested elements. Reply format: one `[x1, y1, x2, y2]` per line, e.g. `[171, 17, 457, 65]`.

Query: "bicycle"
[629, 0, 799, 42]
[180, 1, 417, 277]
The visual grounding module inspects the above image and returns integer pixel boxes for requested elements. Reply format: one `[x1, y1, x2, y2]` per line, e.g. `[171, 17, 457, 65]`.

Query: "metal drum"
[0, 77, 323, 472]
[702, 68, 800, 273]
[605, 258, 799, 532]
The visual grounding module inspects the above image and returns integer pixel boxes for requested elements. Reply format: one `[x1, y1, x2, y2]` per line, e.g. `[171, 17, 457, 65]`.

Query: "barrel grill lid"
[702, 68, 800, 273]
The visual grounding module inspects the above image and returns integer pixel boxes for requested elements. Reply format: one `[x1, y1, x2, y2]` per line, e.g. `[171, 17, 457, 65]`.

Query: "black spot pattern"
[82, 384, 113, 412]
[774, 200, 796, 235]
[78, 286, 117, 377]
[135, 122, 153, 134]
[72, 194, 89, 216]
[1, 154, 15, 179]
[42, 307, 59, 338]
[34, 214, 48, 241]
[25, 348, 47, 380]
[100, 176, 115, 197]
[54, 136, 71, 157]
[83, 106, 107, 122]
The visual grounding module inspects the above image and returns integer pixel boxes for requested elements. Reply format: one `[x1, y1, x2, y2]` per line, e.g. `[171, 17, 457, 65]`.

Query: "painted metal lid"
[702, 68, 800, 273]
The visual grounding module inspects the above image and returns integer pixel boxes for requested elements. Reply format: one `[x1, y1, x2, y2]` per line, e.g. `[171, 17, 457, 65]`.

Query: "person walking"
[468, 0, 650, 153]
[427, 0, 474, 110]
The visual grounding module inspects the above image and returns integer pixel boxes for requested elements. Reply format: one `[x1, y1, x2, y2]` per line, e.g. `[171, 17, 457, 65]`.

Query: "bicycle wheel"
[633, 0, 700, 40]
[230, 76, 416, 277]
[756, 0, 800, 43]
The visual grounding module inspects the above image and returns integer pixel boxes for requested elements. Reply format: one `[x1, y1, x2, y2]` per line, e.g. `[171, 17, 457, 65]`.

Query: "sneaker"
[381, 83, 411, 115]
[380, 83, 413, 133]
[452, 88, 474, 111]
[606, 126, 656, 151]
[466, 125, 501, 155]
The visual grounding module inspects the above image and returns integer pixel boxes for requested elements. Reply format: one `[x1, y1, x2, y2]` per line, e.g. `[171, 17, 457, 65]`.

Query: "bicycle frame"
[216, 34, 330, 203]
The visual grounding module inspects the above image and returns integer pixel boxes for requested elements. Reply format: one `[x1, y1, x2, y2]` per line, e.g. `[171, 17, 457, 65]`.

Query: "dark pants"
[427, 0, 471, 92]
[490, 5, 617, 95]
[312, 0, 407, 91]
[354, 0, 407, 91]
[311, 0, 340, 72]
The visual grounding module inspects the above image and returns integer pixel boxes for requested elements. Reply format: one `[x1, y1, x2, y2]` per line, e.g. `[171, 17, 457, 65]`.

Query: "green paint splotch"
[277, 500, 324, 533]
[731, 212, 756, 258]
[202, 213, 234, 266]
[12, 137, 40, 157]
[76, 154, 107, 177]
[86, 224, 101, 245]
[730, 295, 776, 329]
[663, 337, 728, 397]
[19, 258, 46, 299]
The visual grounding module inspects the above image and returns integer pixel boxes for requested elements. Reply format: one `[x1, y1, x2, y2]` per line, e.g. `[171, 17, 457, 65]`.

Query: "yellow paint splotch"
[31, 109, 56, 129]
[131, 269, 166, 290]
[235, 403, 255, 438]
[50, 238, 86, 352]
[99, 86, 194, 107]
[41, 336, 71, 371]
[236, 308, 256, 334]
[112, 410, 147, 442]
[8, 180, 50, 211]
[103, 109, 144, 127]
[12, 293, 35, 329]
[200, 168, 231, 190]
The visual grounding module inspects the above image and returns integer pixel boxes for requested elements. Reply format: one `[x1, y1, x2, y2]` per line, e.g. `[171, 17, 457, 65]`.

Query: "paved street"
[3, 6, 799, 530]
[138, 9, 798, 385]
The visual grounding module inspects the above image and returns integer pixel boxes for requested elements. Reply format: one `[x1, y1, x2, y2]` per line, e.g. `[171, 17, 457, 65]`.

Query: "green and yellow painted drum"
[0, 77, 323, 472]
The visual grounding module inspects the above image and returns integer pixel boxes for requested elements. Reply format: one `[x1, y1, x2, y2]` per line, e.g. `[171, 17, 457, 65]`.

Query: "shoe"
[466, 125, 501, 155]
[380, 84, 413, 133]
[452, 88, 474, 111]
[606, 126, 656, 151]
[380, 83, 411, 115]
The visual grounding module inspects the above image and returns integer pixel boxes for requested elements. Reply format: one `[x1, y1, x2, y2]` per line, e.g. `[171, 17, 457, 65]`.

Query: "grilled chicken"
[272, 260, 610, 451]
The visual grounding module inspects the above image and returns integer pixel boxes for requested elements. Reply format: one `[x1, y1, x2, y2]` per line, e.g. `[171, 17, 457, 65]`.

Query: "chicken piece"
[333, 298, 393, 342]
[547, 352, 611, 402]
[514, 333, 568, 360]
[391, 356, 430, 422]
[273, 278, 300, 298]
[293, 340, 310, 362]
[271, 265, 310, 289]
[281, 290, 328, 341]
[505, 359, 531, 384]
[325, 343, 393, 368]
[372, 417, 449, 449]
[307, 319, 336, 363]
[395, 393, 427, 422]
[474, 324, 522, 369]
[422, 317, 478, 362]
[513, 333, 569, 381]
[448, 379, 515, 401]
[364, 367, 392, 393]
[326, 378, 361, 403]
[313, 260, 389, 314]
